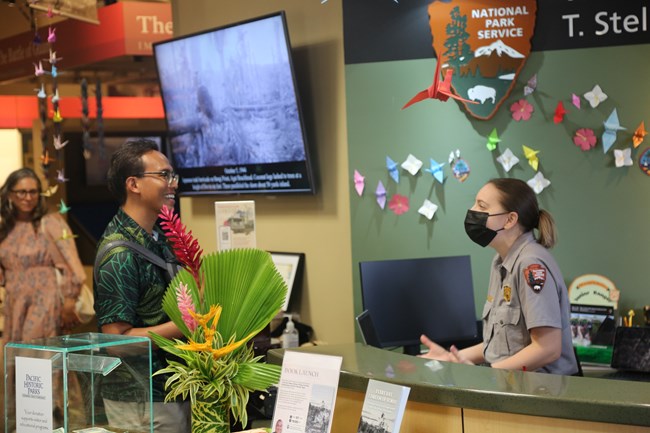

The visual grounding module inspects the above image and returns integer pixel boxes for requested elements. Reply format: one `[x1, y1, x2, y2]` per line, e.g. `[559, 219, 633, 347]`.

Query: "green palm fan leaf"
[201, 248, 287, 339]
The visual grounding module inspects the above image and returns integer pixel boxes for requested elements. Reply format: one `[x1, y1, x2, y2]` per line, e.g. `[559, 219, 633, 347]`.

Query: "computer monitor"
[359, 255, 478, 355]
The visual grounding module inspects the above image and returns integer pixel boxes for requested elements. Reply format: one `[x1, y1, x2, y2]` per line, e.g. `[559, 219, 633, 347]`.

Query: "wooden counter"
[268, 343, 650, 432]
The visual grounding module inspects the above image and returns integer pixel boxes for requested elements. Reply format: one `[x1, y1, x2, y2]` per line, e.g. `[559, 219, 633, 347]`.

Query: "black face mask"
[464, 209, 508, 247]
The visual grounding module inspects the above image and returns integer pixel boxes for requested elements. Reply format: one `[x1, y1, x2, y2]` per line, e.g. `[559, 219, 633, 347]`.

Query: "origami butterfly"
[573, 128, 597, 151]
[418, 199, 439, 220]
[614, 148, 633, 168]
[53, 135, 69, 150]
[632, 121, 647, 148]
[401, 154, 423, 176]
[353, 170, 365, 196]
[523, 74, 537, 96]
[424, 159, 445, 184]
[571, 93, 581, 110]
[41, 184, 59, 197]
[527, 172, 550, 194]
[375, 181, 386, 209]
[56, 169, 69, 183]
[58, 199, 71, 214]
[386, 156, 399, 183]
[602, 108, 626, 153]
[402, 60, 478, 109]
[522, 145, 540, 171]
[47, 27, 56, 44]
[486, 128, 501, 150]
[496, 148, 519, 173]
[388, 194, 409, 215]
[584, 85, 607, 108]
[553, 101, 566, 124]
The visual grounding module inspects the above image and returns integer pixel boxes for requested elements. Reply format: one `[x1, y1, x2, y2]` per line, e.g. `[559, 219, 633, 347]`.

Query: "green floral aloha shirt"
[95, 208, 178, 402]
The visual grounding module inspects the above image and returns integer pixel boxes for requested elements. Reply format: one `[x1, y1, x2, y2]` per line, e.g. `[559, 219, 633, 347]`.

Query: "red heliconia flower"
[159, 205, 204, 290]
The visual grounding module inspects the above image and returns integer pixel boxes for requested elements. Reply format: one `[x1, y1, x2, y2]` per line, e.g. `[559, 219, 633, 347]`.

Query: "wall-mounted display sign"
[427, 1, 537, 120]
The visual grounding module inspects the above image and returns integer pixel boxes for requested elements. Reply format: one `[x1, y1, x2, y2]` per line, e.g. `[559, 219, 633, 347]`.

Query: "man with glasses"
[94, 139, 190, 433]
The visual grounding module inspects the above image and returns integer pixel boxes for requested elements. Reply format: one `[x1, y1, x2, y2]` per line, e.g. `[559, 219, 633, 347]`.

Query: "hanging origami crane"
[48, 27, 56, 44]
[53, 135, 69, 150]
[522, 145, 540, 171]
[353, 170, 365, 196]
[602, 108, 626, 153]
[424, 159, 445, 184]
[58, 199, 71, 214]
[402, 60, 479, 109]
[632, 121, 647, 148]
[386, 156, 400, 183]
[375, 181, 386, 209]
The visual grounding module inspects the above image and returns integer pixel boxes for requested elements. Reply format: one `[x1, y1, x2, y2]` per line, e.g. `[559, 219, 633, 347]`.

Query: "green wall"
[347, 45, 650, 321]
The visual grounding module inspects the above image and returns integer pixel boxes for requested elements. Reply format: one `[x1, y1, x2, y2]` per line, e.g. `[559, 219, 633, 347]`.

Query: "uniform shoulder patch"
[524, 264, 546, 293]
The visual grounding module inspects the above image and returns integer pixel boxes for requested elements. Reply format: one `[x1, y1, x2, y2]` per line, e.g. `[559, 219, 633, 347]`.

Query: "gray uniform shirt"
[482, 232, 578, 375]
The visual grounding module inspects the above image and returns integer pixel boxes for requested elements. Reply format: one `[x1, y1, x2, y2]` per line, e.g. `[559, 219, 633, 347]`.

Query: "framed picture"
[270, 252, 305, 311]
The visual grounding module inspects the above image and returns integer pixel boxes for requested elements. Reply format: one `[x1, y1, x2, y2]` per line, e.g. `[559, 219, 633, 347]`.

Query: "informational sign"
[272, 351, 343, 433]
[214, 200, 256, 251]
[15, 356, 53, 433]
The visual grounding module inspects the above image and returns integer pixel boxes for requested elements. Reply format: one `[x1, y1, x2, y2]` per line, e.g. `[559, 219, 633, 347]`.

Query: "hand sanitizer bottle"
[282, 316, 299, 348]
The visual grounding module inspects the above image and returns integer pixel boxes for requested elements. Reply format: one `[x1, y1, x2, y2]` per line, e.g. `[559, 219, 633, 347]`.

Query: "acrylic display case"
[4, 332, 153, 433]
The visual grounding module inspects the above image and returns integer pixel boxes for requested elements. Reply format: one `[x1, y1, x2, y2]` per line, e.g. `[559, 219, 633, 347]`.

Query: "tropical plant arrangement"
[149, 205, 287, 433]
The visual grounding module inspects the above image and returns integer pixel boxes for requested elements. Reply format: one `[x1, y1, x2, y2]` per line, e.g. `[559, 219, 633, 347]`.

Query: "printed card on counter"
[357, 379, 410, 433]
[214, 200, 256, 251]
[15, 356, 54, 433]
[272, 351, 343, 433]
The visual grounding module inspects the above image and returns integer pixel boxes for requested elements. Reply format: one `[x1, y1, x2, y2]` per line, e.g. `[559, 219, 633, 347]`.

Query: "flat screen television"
[359, 255, 478, 355]
[153, 11, 316, 196]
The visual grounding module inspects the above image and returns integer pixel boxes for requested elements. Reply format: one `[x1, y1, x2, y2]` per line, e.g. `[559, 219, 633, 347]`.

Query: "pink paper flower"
[573, 128, 597, 151]
[510, 99, 533, 121]
[388, 194, 409, 215]
[176, 282, 198, 331]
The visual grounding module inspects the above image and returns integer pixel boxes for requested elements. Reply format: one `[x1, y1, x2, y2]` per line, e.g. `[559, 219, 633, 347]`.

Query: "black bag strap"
[94, 239, 181, 284]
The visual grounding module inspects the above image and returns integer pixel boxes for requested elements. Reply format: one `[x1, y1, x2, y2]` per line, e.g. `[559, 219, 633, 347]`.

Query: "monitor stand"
[403, 344, 421, 356]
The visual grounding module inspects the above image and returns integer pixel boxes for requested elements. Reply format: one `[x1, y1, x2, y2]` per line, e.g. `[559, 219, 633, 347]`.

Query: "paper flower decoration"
[424, 159, 445, 184]
[614, 148, 633, 167]
[573, 128, 597, 151]
[418, 199, 439, 220]
[496, 148, 519, 172]
[388, 194, 409, 215]
[386, 156, 399, 183]
[449, 149, 470, 182]
[353, 170, 365, 196]
[527, 172, 550, 194]
[510, 99, 533, 122]
[584, 85, 607, 108]
[633, 121, 647, 148]
[401, 154, 423, 176]
[375, 181, 386, 209]
[571, 93, 581, 109]
[523, 74, 537, 96]
[553, 101, 566, 124]
[522, 145, 540, 171]
[602, 108, 626, 153]
[486, 128, 501, 151]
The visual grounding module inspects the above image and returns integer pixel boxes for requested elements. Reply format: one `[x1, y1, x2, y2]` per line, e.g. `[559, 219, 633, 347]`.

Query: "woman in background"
[420, 178, 578, 375]
[0, 167, 85, 343]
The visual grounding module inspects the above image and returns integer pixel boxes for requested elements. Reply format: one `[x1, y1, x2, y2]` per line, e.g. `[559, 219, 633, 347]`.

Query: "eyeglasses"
[136, 170, 179, 186]
[11, 189, 40, 199]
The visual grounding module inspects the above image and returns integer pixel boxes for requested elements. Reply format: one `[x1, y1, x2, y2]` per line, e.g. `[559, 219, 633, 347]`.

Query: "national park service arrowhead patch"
[524, 264, 546, 293]
[428, 0, 537, 120]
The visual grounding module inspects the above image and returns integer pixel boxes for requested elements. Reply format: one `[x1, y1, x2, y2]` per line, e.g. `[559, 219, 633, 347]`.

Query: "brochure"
[357, 379, 410, 433]
[272, 351, 343, 433]
[214, 200, 256, 251]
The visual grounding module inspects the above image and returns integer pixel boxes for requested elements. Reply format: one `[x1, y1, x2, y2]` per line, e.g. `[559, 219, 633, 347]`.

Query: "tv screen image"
[153, 11, 315, 195]
[359, 255, 478, 355]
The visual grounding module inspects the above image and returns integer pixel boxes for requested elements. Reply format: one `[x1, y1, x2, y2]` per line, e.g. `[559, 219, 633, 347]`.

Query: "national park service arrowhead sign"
[428, 0, 537, 120]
